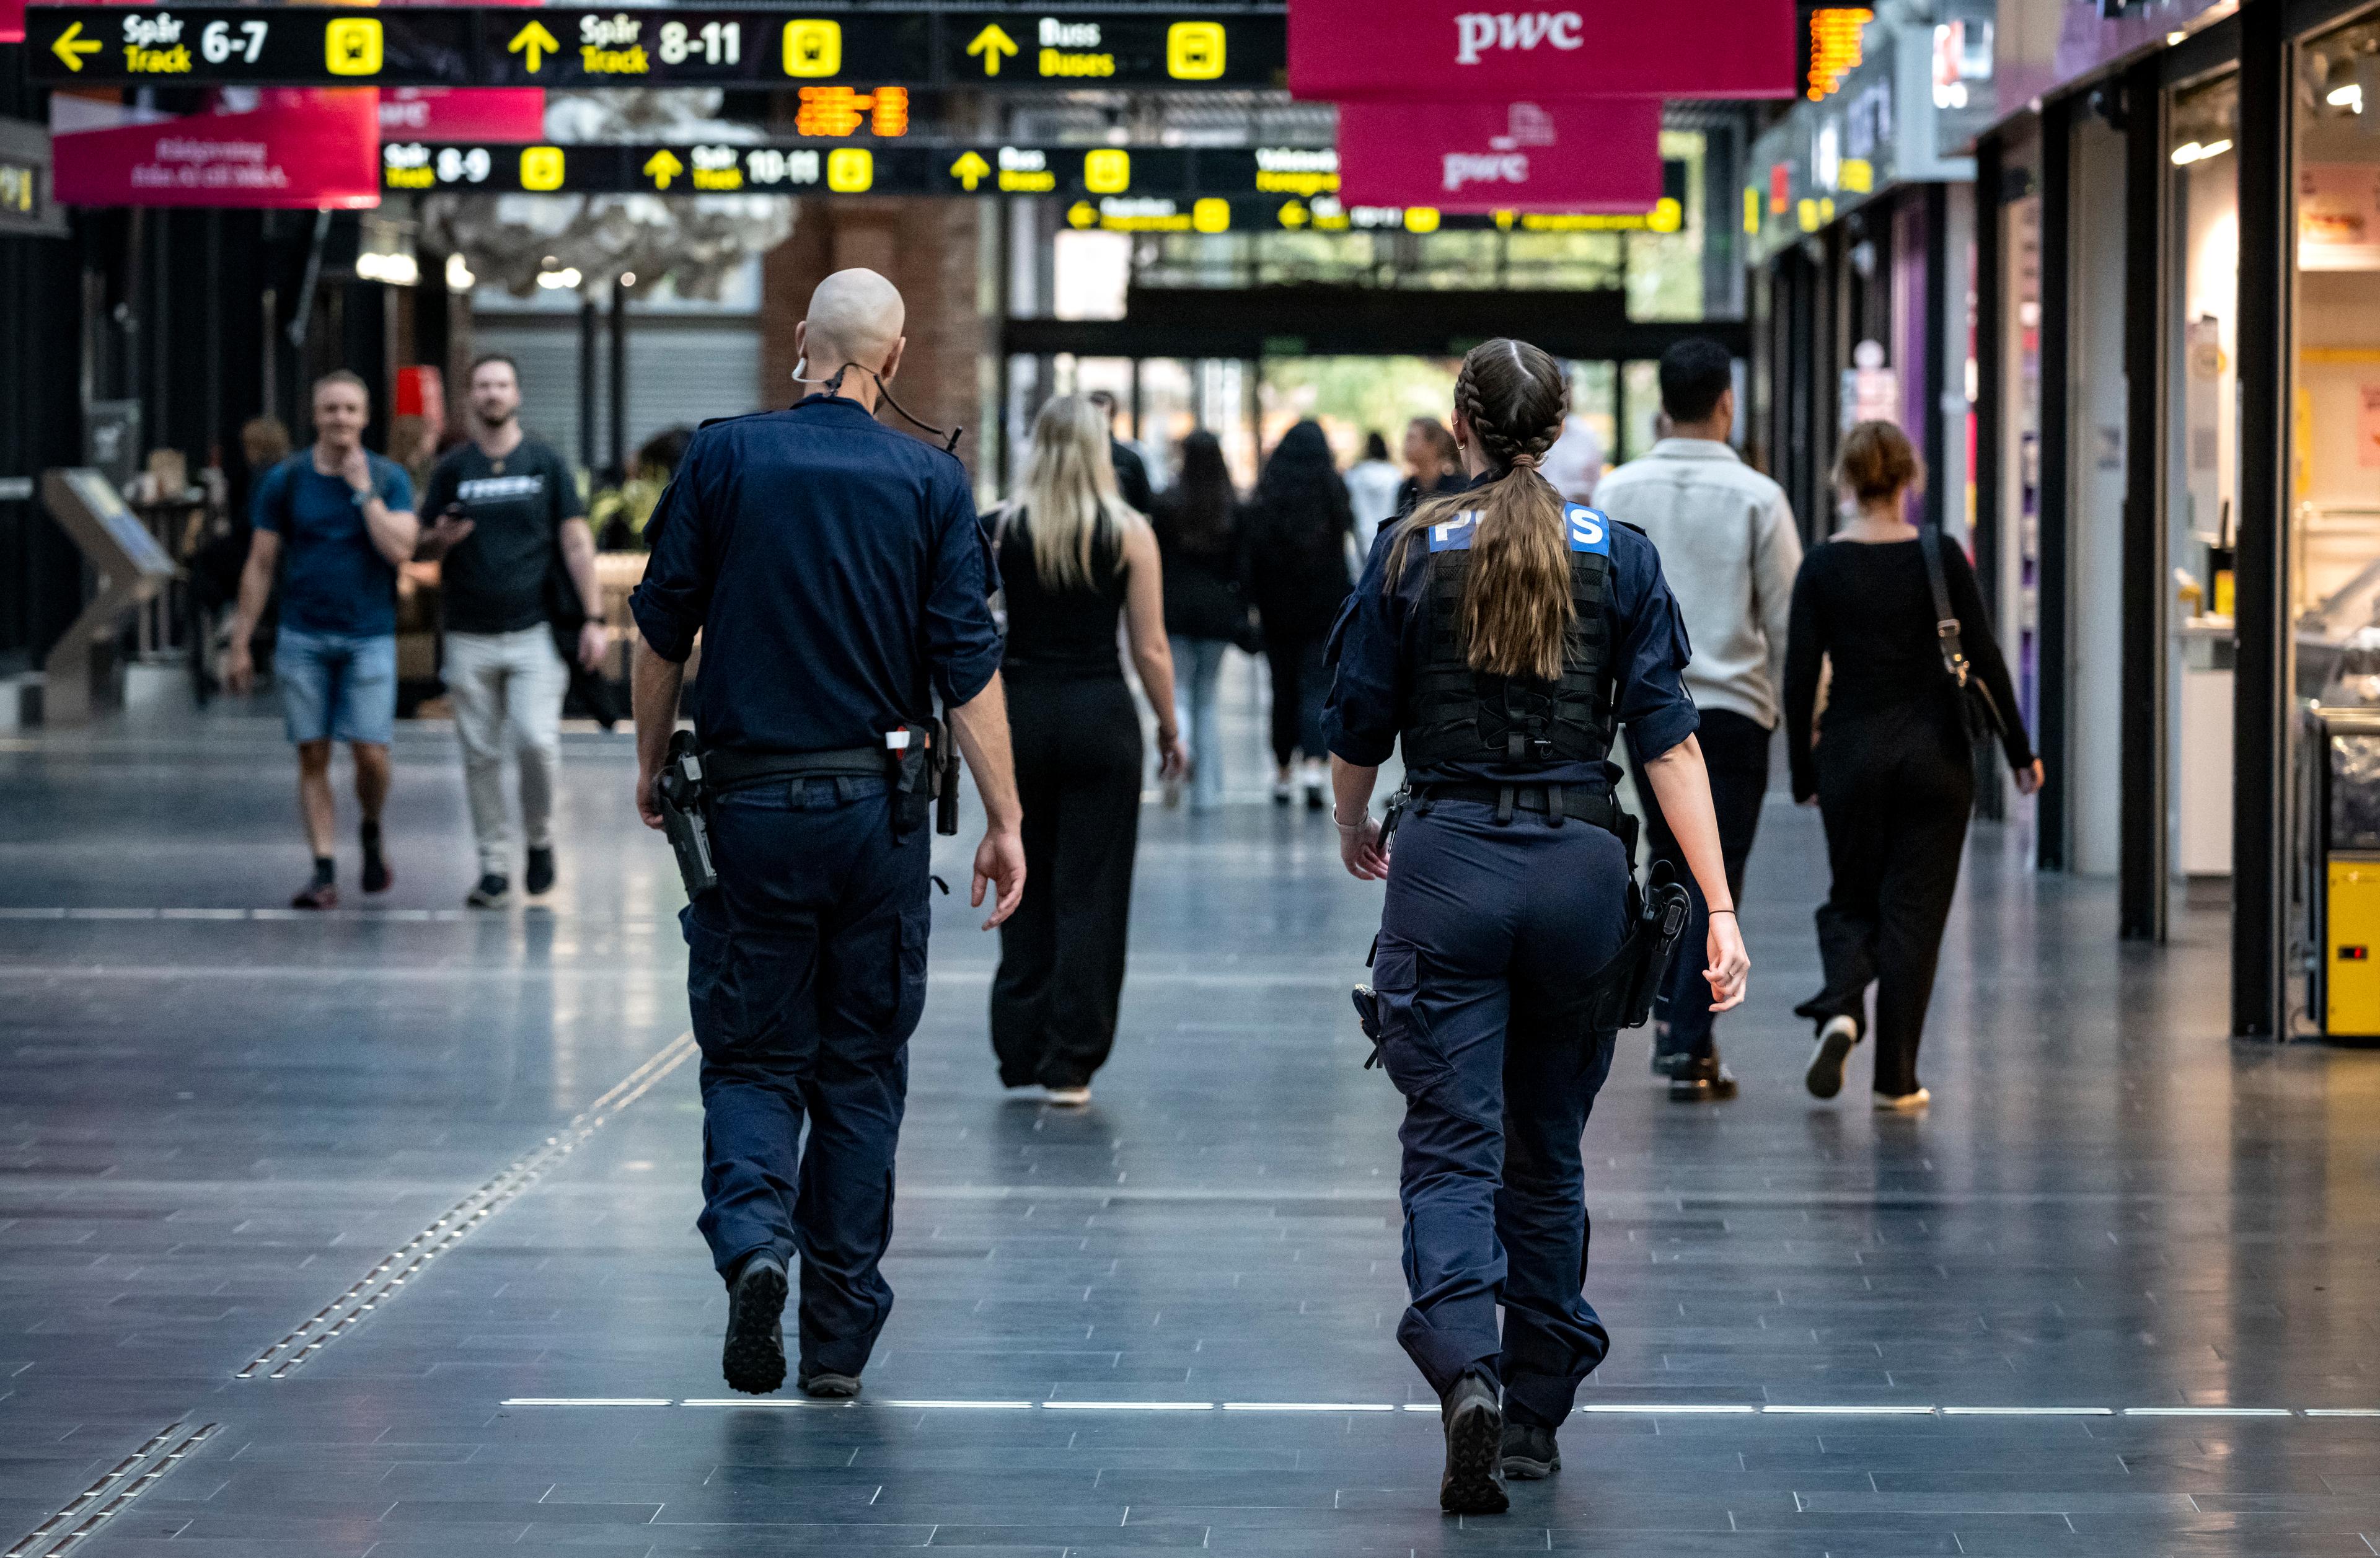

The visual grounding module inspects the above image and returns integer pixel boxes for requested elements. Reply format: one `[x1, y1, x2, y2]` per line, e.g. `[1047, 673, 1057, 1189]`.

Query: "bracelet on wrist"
[1708, 907, 1737, 917]
[1331, 807, 1365, 833]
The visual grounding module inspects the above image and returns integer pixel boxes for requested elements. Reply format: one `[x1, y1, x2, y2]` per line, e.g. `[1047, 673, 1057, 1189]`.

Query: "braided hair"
[1385, 338, 1573, 680]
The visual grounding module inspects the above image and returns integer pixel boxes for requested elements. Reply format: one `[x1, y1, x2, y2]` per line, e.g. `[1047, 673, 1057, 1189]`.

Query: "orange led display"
[1806, 7, 1870, 101]
[793, 85, 910, 138]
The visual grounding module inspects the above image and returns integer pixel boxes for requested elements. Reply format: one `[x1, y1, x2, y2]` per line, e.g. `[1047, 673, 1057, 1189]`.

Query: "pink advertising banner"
[52, 88, 380, 208]
[1289, 0, 1797, 100]
[1336, 97, 1662, 213]
[378, 89, 545, 141]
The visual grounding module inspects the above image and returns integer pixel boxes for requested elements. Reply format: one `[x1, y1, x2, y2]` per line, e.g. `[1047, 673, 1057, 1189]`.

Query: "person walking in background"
[1595, 338, 1802, 1102]
[223, 371, 419, 909]
[1396, 416, 1466, 519]
[1784, 421, 2040, 1111]
[1152, 429, 1246, 812]
[1345, 430, 1403, 557]
[1540, 376, 1606, 506]
[415, 353, 608, 907]
[1085, 389, 1155, 515]
[990, 396, 1186, 1107]
[1245, 420, 1355, 809]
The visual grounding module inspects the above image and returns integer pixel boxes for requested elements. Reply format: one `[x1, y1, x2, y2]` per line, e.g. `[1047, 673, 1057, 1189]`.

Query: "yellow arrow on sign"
[1277, 201, 1308, 229]
[51, 20, 102, 71]
[949, 151, 990, 191]
[644, 149, 685, 190]
[508, 19, 562, 72]
[965, 23, 1018, 76]
[1067, 201, 1096, 229]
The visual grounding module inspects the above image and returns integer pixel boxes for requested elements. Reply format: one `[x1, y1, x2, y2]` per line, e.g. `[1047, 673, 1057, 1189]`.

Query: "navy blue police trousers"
[680, 775, 930, 1380]
[1369, 797, 1631, 1426]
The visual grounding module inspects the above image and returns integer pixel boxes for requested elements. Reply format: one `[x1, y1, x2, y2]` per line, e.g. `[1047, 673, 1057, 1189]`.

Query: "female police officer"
[1323, 338, 1750, 1515]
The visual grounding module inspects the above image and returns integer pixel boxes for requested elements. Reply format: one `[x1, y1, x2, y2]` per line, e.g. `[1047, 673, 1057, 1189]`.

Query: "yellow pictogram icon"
[506, 19, 560, 71]
[1277, 201, 1308, 229]
[1166, 21, 1225, 79]
[1191, 198, 1230, 234]
[1067, 201, 1098, 229]
[644, 149, 685, 190]
[966, 23, 1018, 76]
[782, 20, 841, 76]
[325, 17, 384, 76]
[50, 19, 102, 71]
[520, 145, 566, 191]
[1403, 206, 1441, 234]
[826, 147, 873, 192]
[949, 151, 991, 191]
[1083, 149, 1130, 195]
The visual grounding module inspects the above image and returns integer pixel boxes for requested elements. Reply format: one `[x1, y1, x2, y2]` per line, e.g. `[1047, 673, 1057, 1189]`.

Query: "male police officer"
[630, 268, 1025, 1398]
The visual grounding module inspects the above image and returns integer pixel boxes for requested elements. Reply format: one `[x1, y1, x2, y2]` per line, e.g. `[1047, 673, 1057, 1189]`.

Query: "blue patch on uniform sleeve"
[1427, 513, 1478, 552]
[1565, 504, 1611, 555]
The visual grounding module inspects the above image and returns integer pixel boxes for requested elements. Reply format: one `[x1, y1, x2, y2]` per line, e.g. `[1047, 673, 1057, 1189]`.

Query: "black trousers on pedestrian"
[992, 674, 1144, 1089]
[1264, 633, 1328, 768]
[1793, 708, 1973, 1098]
[1644, 707, 1773, 1065]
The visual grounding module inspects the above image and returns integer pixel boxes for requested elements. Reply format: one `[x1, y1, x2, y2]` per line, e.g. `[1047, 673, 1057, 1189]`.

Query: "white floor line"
[492, 1398, 2374, 1417]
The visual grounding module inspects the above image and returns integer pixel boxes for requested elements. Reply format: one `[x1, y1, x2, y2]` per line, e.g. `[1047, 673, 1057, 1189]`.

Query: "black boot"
[1668, 1053, 1739, 1102]
[1500, 1420, 1561, 1480]
[1439, 1373, 1509, 1515]
[721, 1253, 788, 1395]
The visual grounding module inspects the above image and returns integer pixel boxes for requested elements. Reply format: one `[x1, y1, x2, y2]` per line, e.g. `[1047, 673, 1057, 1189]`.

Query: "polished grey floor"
[4, 667, 2379, 1557]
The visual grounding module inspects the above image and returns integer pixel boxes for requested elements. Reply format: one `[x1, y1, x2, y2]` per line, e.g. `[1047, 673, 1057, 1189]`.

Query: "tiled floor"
[4, 673, 2378, 1557]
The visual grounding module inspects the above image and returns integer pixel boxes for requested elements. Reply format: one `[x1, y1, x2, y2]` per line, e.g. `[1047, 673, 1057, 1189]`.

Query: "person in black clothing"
[1085, 389, 1155, 516]
[1395, 415, 1467, 518]
[990, 395, 1185, 1107]
[1245, 420, 1356, 808]
[1152, 430, 1247, 812]
[1783, 421, 2041, 1111]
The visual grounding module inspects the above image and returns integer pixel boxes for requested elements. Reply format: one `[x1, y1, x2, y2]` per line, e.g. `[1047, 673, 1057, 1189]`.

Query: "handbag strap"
[1916, 526, 1973, 690]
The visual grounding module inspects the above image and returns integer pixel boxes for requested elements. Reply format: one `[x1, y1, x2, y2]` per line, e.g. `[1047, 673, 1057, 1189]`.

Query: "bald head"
[799, 268, 906, 384]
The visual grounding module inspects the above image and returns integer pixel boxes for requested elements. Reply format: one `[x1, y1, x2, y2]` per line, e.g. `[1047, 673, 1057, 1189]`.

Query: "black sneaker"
[1439, 1373, 1509, 1515]
[1500, 1421, 1561, 1480]
[1668, 1055, 1739, 1102]
[798, 1369, 862, 1399]
[524, 846, 555, 897]
[465, 874, 511, 909]
[290, 879, 339, 910]
[359, 828, 391, 895]
[1805, 1015, 1861, 1100]
[721, 1254, 788, 1395]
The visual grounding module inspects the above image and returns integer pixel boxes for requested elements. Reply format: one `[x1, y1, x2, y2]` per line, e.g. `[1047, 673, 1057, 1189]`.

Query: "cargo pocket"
[888, 903, 932, 1047]
[681, 902, 800, 1065]
[1369, 936, 1451, 1103]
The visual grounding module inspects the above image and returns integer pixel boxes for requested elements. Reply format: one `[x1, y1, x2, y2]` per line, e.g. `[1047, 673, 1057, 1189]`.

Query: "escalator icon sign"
[325, 17, 384, 76]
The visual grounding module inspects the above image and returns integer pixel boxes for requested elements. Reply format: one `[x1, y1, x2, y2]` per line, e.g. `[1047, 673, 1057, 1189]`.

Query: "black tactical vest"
[1399, 504, 1616, 772]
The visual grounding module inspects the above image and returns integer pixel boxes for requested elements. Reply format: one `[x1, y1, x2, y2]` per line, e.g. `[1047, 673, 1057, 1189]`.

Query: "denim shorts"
[276, 627, 397, 746]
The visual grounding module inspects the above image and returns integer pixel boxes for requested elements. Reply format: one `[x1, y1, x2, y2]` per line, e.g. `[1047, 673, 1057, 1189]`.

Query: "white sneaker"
[1805, 1015, 1860, 1100]
[1044, 1086, 1092, 1107]
[1873, 1088, 1931, 1112]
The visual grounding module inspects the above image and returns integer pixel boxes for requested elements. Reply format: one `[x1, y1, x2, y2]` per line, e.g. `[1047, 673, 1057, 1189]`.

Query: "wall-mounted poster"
[2300, 164, 2380, 271]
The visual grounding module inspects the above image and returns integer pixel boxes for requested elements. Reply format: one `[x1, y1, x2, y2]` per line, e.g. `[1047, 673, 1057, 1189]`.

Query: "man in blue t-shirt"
[225, 370, 420, 908]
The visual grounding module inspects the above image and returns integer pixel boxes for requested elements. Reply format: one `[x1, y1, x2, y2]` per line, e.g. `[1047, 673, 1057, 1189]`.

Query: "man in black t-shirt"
[417, 353, 606, 907]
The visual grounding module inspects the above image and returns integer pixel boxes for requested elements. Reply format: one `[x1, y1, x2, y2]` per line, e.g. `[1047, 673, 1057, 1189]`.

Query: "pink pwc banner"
[379, 89, 545, 141]
[53, 89, 381, 209]
[1289, 0, 1797, 100]
[1336, 98, 1662, 213]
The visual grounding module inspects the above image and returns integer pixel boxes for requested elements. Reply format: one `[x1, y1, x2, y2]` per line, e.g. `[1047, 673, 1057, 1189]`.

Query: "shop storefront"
[1977, 0, 2380, 1038]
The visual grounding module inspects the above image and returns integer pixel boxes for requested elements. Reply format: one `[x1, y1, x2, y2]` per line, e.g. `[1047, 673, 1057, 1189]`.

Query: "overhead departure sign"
[24, 5, 1285, 87]
[1286, 0, 1796, 99]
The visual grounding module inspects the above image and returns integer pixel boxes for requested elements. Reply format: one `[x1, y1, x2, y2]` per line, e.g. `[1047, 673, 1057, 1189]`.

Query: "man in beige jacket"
[1595, 338, 1802, 1102]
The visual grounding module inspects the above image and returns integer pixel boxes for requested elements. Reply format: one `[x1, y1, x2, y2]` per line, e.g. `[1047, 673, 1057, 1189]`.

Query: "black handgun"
[656, 730, 718, 899]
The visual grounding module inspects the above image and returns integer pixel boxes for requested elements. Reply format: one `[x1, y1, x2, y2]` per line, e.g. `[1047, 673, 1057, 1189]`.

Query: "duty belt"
[700, 746, 886, 794]
[1405, 779, 1638, 856]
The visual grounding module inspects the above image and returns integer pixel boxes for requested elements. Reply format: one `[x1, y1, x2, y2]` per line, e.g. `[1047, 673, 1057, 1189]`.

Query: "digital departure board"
[25, 5, 1286, 88]
[377, 138, 1689, 235]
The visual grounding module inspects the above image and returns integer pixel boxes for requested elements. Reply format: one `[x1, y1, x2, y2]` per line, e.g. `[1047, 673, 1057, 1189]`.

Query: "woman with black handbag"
[1152, 430, 1251, 812]
[1783, 421, 2041, 1110]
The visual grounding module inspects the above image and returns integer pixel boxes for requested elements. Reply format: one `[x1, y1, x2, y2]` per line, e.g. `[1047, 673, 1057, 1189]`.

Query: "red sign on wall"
[379, 89, 545, 141]
[1289, 0, 1797, 100]
[53, 89, 381, 209]
[1337, 98, 1662, 213]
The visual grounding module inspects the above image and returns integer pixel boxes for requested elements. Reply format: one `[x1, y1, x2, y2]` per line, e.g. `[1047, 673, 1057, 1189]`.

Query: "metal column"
[2036, 97, 2075, 873]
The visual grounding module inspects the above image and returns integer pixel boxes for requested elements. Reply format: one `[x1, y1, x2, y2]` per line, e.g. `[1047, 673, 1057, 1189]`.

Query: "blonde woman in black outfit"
[1783, 422, 2042, 1111]
[990, 396, 1185, 1107]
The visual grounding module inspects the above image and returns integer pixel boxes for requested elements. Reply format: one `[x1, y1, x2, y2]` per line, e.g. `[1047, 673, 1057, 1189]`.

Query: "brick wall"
[760, 199, 984, 482]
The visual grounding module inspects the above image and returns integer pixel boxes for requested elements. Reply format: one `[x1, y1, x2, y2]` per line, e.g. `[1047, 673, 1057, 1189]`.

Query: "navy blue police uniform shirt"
[1323, 496, 1699, 790]
[630, 395, 1004, 754]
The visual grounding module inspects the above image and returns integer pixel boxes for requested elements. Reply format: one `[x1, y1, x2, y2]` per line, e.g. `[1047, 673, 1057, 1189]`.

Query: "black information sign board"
[24, 4, 1285, 89]
[0, 118, 65, 239]
[377, 138, 1688, 236]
